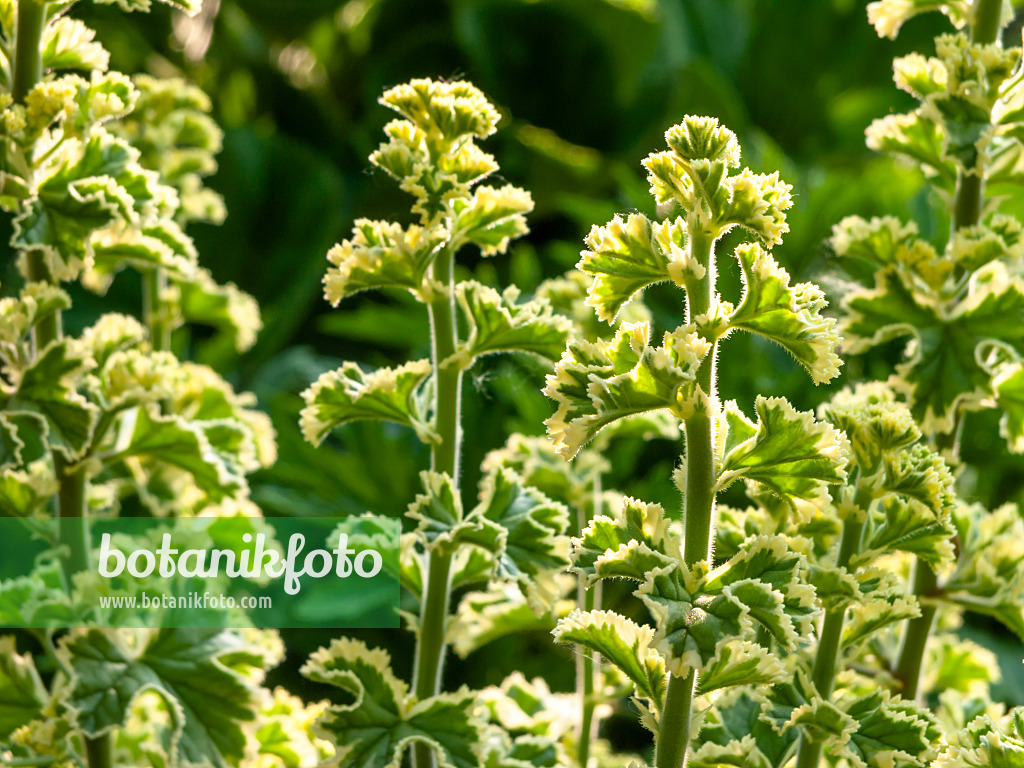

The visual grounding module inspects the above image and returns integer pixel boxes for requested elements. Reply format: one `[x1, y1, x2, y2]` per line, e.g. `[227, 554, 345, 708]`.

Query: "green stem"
[795, 515, 865, 768]
[576, 472, 603, 767]
[412, 246, 463, 768]
[655, 229, 716, 768]
[892, 565, 938, 699]
[12, 0, 44, 104]
[83, 732, 112, 768]
[143, 268, 172, 352]
[971, 0, 1003, 44]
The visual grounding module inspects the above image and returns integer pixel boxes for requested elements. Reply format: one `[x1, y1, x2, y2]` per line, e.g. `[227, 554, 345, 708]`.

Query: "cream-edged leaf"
[554, 609, 667, 711]
[544, 321, 709, 459]
[453, 281, 572, 365]
[300, 360, 434, 446]
[728, 243, 841, 384]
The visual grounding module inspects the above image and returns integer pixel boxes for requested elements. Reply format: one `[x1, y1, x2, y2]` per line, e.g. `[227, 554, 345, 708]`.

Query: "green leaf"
[61, 628, 260, 767]
[6, 340, 98, 459]
[42, 18, 110, 72]
[994, 363, 1024, 453]
[717, 397, 848, 517]
[449, 586, 555, 657]
[0, 460, 58, 516]
[323, 219, 444, 304]
[175, 266, 262, 353]
[469, 468, 570, 606]
[301, 637, 483, 768]
[453, 185, 533, 256]
[544, 321, 709, 459]
[577, 213, 689, 323]
[0, 282, 71, 346]
[453, 281, 573, 365]
[379, 79, 500, 141]
[728, 243, 841, 384]
[858, 495, 954, 568]
[300, 359, 434, 447]
[836, 691, 940, 768]
[638, 536, 815, 675]
[553, 609, 666, 711]
[254, 687, 329, 768]
[865, 112, 956, 185]
[570, 496, 677, 585]
[12, 132, 167, 281]
[93, 0, 202, 15]
[113, 407, 245, 500]
[842, 265, 1024, 433]
[935, 708, 1024, 767]
[406, 470, 502, 556]
[0, 636, 47, 740]
[866, 0, 970, 39]
[944, 503, 1024, 640]
[698, 690, 796, 768]
[696, 639, 786, 694]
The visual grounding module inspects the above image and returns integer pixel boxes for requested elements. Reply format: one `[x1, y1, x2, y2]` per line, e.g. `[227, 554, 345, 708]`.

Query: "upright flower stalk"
[547, 116, 845, 767]
[300, 79, 581, 768]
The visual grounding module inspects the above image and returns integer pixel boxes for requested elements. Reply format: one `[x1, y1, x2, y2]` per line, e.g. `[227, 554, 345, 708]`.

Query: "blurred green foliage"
[6, 0, 1022, 748]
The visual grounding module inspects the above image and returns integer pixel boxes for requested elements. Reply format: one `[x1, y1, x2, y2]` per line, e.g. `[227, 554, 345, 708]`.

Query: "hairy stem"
[412, 246, 463, 768]
[577, 472, 603, 767]
[795, 514, 865, 768]
[143, 268, 172, 352]
[656, 229, 716, 768]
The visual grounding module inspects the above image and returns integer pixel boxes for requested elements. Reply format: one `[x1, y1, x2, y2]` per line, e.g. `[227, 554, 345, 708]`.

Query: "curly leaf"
[728, 243, 841, 384]
[570, 496, 676, 585]
[717, 397, 848, 516]
[300, 360, 433, 446]
[577, 213, 692, 323]
[176, 267, 262, 353]
[452, 185, 533, 256]
[113, 408, 245, 500]
[544, 321, 709, 459]
[934, 708, 1024, 767]
[994, 363, 1024, 453]
[5, 340, 98, 458]
[836, 691, 940, 768]
[323, 219, 444, 304]
[12, 132, 168, 281]
[697, 639, 786, 694]
[0, 636, 47, 740]
[554, 609, 666, 711]
[453, 281, 573, 365]
[406, 470, 501, 556]
[302, 637, 482, 768]
[61, 628, 259, 767]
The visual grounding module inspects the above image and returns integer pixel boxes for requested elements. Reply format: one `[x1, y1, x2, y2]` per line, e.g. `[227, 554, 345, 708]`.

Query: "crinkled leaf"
[323, 219, 444, 304]
[697, 639, 786, 694]
[717, 396, 847, 515]
[112, 407, 244, 500]
[42, 18, 110, 72]
[6, 341, 98, 459]
[0, 460, 58, 516]
[453, 281, 572, 364]
[453, 185, 533, 256]
[698, 690, 796, 768]
[300, 359, 433, 446]
[544, 321, 709, 459]
[0, 636, 47, 740]
[836, 691, 940, 768]
[935, 708, 1024, 767]
[301, 637, 482, 768]
[61, 628, 259, 767]
[843, 265, 1024, 432]
[577, 213, 690, 323]
[554, 609, 666, 710]
[728, 243, 841, 384]
[406, 470, 502, 556]
[570, 496, 676, 585]
[12, 132, 165, 281]
[176, 267, 262, 353]
[994, 363, 1024, 453]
